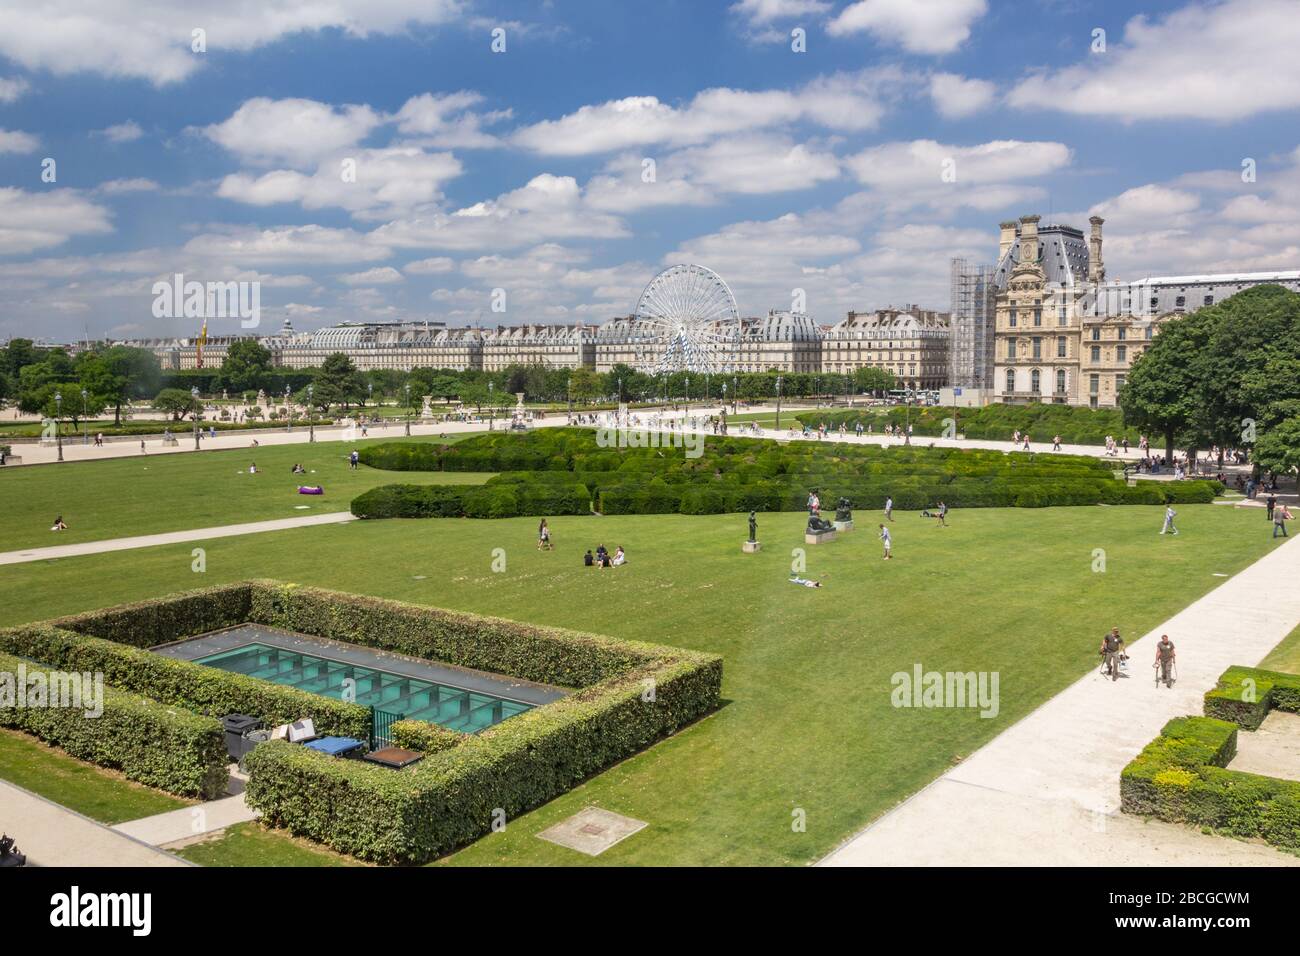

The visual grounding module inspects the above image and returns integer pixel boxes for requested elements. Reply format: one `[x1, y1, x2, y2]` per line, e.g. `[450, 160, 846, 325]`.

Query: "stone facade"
[822, 306, 951, 390]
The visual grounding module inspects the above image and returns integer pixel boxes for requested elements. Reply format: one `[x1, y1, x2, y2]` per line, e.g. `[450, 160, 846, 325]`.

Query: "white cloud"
[0, 187, 114, 254]
[730, 0, 831, 22]
[203, 97, 383, 167]
[181, 224, 390, 265]
[392, 92, 508, 148]
[0, 0, 463, 86]
[512, 68, 906, 155]
[95, 120, 143, 143]
[671, 135, 841, 194]
[0, 75, 28, 102]
[828, 0, 987, 54]
[1006, 0, 1300, 121]
[338, 266, 404, 285]
[843, 138, 1070, 213]
[928, 73, 995, 119]
[369, 174, 628, 251]
[97, 178, 160, 194]
[0, 128, 39, 153]
[217, 146, 462, 219]
[403, 256, 456, 274]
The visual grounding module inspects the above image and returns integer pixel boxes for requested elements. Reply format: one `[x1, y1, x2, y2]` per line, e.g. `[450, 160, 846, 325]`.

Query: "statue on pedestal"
[748, 511, 757, 542]
[835, 496, 853, 523]
[806, 513, 834, 534]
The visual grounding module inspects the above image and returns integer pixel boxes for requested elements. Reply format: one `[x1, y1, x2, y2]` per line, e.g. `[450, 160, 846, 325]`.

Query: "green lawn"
[174, 821, 361, 867]
[0, 498, 1284, 865]
[0, 728, 190, 824]
[1260, 623, 1300, 675]
[0, 433, 488, 550]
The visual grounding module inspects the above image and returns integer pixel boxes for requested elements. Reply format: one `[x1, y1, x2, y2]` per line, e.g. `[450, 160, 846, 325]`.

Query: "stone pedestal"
[805, 530, 836, 545]
[833, 520, 854, 532]
[742, 541, 762, 553]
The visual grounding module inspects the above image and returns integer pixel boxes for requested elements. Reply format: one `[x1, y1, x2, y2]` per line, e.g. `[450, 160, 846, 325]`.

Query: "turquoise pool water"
[195, 642, 534, 732]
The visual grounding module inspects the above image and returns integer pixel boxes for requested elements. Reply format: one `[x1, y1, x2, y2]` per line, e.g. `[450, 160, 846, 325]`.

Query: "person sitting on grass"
[51, 515, 67, 531]
[291, 463, 305, 474]
[249, 462, 259, 474]
[595, 544, 609, 568]
[584, 549, 594, 567]
[611, 545, 626, 567]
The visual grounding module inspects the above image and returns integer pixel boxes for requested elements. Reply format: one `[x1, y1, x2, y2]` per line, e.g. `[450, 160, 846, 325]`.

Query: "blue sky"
[1, 0, 1298, 343]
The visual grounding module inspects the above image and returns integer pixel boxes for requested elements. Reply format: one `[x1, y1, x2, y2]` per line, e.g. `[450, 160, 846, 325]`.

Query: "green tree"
[216, 338, 272, 392]
[1120, 309, 1216, 463]
[568, 366, 601, 403]
[1255, 415, 1300, 478]
[154, 388, 198, 421]
[76, 346, 162, 424]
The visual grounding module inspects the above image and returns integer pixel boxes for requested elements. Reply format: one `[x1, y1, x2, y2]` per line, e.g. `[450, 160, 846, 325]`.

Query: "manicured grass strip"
[0, 432, 487, 550]
[1261, 623, 1300, 676]
[0, 727, 189, 825]
[174, 821, 359, 867]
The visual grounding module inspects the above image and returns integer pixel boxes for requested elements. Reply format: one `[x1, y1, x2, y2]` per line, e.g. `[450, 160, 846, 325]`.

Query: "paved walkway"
[821, 535, 1300, 867]
[0, 511, 356, 566]
[114, 792, 257, 847]
[0, 779, 191, 866]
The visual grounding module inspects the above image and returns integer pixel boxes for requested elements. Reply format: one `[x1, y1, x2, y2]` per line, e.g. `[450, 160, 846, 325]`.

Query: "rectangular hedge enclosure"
[351, 428, 1222, 520]
[1120, 665, 1300, 852]
[0, 581, 723, 864]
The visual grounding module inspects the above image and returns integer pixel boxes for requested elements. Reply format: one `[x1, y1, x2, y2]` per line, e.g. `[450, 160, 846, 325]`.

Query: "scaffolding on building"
[949, 258, 995, 390]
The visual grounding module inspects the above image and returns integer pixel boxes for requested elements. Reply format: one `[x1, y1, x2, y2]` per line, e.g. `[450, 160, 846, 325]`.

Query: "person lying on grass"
[789, 574, 822, 588]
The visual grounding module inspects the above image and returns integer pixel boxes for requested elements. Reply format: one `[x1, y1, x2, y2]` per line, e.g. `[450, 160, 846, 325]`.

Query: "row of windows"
[1004, 368, 1068, 394]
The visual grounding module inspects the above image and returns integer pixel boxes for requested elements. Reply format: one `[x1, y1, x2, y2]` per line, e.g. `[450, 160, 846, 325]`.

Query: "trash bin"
[220, 714, 262, 761]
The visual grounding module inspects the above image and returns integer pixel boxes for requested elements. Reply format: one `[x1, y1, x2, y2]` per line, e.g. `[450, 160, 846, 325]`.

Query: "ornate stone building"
[480, 324, 595, 371]
[822, 305, 951, 390]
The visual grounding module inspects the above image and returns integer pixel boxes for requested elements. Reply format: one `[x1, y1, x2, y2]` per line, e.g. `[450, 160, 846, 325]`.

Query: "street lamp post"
[685, 375, 690, 410]
[285, 386, 292, 432]
[81, 389, 88, 444]
[307, 384, 316, 442]
[488, 381, 495, 431]
[191, 387, 200, 450]
[732, 374, 738, 415]
[776, 375, 783, 431]
[404, 384, 411, 436]
[54, 391, 63, 462]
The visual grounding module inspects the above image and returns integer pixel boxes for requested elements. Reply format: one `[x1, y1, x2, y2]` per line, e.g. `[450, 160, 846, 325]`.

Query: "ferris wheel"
[633, 264, 741, 374]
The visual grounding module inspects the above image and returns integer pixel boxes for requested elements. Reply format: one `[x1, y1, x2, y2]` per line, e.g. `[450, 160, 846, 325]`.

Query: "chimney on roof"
[999, 220, 1018, 260]
[1088, 216, 1105, 283]
[1018, 214, 1041, 266]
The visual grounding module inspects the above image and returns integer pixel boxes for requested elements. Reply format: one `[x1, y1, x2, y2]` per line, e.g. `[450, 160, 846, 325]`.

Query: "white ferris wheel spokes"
[634, 264, 740, 374]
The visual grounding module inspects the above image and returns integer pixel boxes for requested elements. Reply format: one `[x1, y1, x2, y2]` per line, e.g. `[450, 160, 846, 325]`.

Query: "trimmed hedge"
[1120, 716, 1300, 851]
[12, 581, 723, 863]
[0, 651, 228, 798]
[795, 402, 1142, 446]
[1204, 665, 1300, 730]
[0, 620, 369, 739]
[352, 428, 1221, 519]
[246, 652, 722, 863]
[1122, 664, 1300, 853]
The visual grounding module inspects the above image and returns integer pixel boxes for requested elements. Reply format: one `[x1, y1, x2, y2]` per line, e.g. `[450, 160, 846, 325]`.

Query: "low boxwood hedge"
[1204, 665, 1300, 730]
[0, 651, 228, 798]
[12, 580, 723, 863]
[351, 428, 1221, 520]
[245, 652, 722, 863]
[0, 620, 370, 739]
[1121, 666, 1300, 852]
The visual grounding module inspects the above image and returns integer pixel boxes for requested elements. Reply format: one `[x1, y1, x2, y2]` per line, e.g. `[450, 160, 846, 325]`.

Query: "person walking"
[1273, 504, 1291, 539]
[1154, 635, 1176, 688]
[1160, 505, 1178, 535]
[1052, 434, 1061, 451]
[937, 500, 948, 527]
[1266, 492, 1277, 521]
[538, 518, 553, 550]
[878, 524, 892, 560]
[1100, 627, 1125, 681]
[349, 449, 360, 470]
[884, 495, 894, 522]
